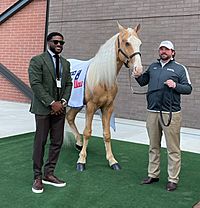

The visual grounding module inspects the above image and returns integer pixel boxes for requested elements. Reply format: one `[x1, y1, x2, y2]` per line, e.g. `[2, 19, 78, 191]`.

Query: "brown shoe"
[42, 175, 66, 187]
[141, 177, 159, 184]
[193, 201, 200, 208]
[166, 182, 177, 191]
[32, 178, 44, 193]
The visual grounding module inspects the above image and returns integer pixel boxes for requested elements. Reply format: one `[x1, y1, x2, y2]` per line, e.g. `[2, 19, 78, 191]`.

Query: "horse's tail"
[63, 121, 75, 148]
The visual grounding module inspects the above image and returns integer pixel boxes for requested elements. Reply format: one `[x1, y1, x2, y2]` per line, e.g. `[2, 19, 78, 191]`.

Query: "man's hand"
[132, 69, 142, 78]
[51, 101, 64, 115]
[164, 79, 176, 88]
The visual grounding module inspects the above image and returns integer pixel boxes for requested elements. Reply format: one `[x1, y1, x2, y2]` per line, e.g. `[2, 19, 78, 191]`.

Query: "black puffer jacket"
[136, 59, 192, 112]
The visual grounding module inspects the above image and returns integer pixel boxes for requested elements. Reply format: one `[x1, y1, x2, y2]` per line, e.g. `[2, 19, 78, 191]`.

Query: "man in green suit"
[28, 32, 72, 194]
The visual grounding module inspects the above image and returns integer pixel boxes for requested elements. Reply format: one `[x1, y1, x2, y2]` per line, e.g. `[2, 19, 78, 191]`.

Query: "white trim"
[42, 180, 66, 187]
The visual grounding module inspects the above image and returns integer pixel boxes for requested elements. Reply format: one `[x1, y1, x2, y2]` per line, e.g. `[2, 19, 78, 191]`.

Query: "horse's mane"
[86, 34, 118, 91]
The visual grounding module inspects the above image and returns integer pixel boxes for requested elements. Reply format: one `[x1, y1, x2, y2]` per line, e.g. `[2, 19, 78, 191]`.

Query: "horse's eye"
[125, 42, 130, 47]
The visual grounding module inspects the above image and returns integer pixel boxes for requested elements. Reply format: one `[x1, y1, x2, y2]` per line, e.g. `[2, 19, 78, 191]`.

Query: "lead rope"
[159, 87, 173, 127]
[128, 69, 147, 95]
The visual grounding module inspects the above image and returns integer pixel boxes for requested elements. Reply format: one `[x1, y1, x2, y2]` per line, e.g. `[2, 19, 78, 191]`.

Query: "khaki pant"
[146, 111, 182, 184]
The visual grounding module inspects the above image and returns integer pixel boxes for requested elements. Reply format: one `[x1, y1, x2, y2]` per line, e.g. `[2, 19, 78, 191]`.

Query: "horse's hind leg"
[101, 106, 121, 170]
[66, 107, 82, 150]
[77, 103, 96, 171]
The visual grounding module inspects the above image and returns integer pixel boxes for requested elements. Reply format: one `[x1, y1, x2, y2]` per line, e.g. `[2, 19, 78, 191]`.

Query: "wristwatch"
[61, 99, 67, 107]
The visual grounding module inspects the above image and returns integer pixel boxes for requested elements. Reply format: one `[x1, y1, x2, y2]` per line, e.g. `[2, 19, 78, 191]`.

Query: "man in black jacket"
[133, 40, 192, 191]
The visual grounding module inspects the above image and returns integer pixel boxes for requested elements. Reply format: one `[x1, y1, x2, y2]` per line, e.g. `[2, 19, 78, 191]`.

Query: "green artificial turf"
[0, 132, 199, 208]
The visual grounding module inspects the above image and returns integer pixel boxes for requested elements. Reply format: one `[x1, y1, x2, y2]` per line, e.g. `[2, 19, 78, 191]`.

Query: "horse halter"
[117, 35, 141, 68]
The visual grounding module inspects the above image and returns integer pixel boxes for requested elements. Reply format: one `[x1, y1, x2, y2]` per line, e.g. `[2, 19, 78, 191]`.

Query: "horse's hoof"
[111, 163, 121, 170]
[75, 144, 82, 151]
[77, 163, 85, 171]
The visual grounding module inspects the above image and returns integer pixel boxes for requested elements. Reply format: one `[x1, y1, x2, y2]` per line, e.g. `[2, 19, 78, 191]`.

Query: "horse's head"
[117, 22, 143, 75]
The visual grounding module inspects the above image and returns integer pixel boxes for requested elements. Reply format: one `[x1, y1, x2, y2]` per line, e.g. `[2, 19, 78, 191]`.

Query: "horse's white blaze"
[128, 34, 142, 72]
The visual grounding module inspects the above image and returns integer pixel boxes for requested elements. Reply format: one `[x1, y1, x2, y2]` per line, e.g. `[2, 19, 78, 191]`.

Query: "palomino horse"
[66, 22, 143, 171]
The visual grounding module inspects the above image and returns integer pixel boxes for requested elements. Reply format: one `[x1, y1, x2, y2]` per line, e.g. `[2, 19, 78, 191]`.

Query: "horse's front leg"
[101, 106, 121, 170]
[77, 103, 95, 171]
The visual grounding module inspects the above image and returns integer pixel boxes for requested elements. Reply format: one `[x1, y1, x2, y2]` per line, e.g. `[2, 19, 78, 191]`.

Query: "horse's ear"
[134, 24, 141, 33]
[117, 21, 125, 32]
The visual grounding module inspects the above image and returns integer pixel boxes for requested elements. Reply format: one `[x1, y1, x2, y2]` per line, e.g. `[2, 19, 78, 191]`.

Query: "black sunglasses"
[50, 40, 65, 45]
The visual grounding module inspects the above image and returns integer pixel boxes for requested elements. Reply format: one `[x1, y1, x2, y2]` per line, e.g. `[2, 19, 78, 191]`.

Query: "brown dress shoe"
[42, 175, 66, 187]
[141, 177, 159, 184]
[32, 178, 44, 194]
[192, 201, 200, 208]
[166, 182, 177, 191]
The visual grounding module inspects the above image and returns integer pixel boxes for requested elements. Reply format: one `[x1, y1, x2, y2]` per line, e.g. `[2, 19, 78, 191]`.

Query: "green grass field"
[0, 132, 199, 208]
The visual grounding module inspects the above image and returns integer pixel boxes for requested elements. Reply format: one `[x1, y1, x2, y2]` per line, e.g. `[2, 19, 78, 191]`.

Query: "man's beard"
[159, 53, 171, 61]
[49, 46, 63, 54]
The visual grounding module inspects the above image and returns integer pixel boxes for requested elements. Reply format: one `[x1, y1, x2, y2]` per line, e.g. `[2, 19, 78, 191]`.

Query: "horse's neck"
[116, 57, 124, 75]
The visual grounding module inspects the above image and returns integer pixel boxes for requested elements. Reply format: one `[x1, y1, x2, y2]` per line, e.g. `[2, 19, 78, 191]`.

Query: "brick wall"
[48, 0, 200, 129]
[0, 0, 47, 103]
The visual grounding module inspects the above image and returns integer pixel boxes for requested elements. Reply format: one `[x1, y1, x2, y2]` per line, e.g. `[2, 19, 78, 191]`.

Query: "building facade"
[47, 0, 200, 128]
[0, 0, 199, 128]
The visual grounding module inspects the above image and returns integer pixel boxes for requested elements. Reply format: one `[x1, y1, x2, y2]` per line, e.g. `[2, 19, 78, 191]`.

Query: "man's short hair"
[47, 32, 64, 41]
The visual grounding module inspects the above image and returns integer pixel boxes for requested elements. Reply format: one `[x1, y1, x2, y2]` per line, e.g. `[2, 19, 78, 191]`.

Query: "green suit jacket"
[28, 51, 72, 115]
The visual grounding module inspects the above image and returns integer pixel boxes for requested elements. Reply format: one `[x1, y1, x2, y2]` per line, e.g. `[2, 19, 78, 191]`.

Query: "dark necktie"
[53, 54, 60, 79]
[53, 54, 60, 100]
